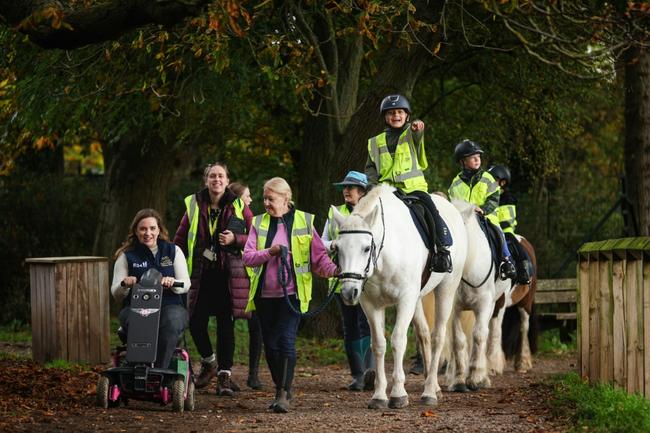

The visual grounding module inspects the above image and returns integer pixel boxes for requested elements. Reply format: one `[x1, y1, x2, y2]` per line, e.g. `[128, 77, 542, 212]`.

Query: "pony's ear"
[363, 204, 380, 228]
[331, 205, 346, 227]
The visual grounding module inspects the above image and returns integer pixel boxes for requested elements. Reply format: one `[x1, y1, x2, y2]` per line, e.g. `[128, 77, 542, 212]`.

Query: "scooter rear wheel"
[96, 376, 109, 409]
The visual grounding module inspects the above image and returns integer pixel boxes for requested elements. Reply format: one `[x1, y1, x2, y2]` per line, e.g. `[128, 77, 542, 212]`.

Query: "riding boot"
[516, 258, 532, 285]
[266, 351, 281, 409]
[247, 330, 263, 390]
[344, 339, 366, 391]
[431, 204, 453, 273]
[273, 356, 296, 413]
[362, 336, 376, 391]
[499, 258, 517, 281]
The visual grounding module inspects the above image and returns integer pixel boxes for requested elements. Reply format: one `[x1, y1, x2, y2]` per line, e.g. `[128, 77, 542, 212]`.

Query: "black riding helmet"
[488, 164, 511, 185]
[453, 139, 483, 162]
[379, 94, 411, 115]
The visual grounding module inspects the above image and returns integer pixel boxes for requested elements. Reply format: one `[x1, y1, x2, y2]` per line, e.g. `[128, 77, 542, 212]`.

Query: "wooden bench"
[535, 278, 577, 321]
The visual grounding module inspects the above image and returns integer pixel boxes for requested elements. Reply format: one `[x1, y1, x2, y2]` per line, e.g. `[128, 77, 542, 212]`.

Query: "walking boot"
[409, 348, 424, 375]
[247, 329, 264, 390]
[194, 357, 217, 389]
[431, 246, 452, 273]
[499, 258, 517, 281]
[216, 370, 234, 397]
[344, 339, 366, 391]
[273, 356, 296, 413]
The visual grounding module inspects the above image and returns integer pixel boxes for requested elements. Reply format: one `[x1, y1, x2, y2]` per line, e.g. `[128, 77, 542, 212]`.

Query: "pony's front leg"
[487, 305, 506, 375]
[448, 304, 470, 392]
[468, 300, 492, 390]
[387, 298, 417, 409]
[422, 283, 455, 406]
[515, 306, 533, 372]
[411, 299, 431, 380]
[363, 303, 388, 409]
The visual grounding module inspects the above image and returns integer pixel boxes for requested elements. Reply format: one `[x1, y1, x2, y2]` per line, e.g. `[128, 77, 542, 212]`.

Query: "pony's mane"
[452, 199, 476, 222]
[353, 184, 392, 218]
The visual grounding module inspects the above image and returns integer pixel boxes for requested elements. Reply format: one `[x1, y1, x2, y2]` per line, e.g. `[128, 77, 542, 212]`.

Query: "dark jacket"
[173, 187, 253, 318]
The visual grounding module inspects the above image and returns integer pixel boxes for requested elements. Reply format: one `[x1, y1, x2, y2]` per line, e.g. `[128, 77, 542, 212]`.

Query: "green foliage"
[0, 320, 31, 343]
[44, 359, 80, 371]
[551, 372, 650, 433]
[538, 329, 577, 356]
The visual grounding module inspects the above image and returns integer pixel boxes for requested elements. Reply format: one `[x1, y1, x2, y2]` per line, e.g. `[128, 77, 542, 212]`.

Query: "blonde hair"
[263, 177, 292, 202]
[114, 208, 169, 259]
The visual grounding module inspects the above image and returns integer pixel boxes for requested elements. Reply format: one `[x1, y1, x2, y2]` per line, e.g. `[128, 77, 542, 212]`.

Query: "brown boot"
[216, 370, 234, 397]
[194, 360, 217, 389]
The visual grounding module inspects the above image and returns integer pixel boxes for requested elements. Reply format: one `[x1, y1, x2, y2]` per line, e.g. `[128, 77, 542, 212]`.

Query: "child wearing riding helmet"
[448, 140, 517, 280]
[364, 94, 453, 273]
[487, 164, 532, 285]
[321, 171, 376, 392]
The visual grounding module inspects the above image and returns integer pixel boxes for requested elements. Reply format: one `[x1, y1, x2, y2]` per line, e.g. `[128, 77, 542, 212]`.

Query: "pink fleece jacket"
[243, 221, 338, 298]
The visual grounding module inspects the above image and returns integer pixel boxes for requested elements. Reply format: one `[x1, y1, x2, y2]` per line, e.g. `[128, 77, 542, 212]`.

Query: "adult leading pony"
[331, 185, 467, 409]
[447, 200, 513, 391]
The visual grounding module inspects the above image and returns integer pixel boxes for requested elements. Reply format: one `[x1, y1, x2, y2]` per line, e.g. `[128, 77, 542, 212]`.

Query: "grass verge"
[550, 372, 650, 433]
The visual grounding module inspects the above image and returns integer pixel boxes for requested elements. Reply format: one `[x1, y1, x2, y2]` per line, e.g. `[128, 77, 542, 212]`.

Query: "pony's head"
[331, 186, 384, 306]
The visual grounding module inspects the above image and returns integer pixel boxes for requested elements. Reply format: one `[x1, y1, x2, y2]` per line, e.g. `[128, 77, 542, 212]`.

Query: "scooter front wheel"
[96, 376, 109, 409]
[172, 378, 185, 413]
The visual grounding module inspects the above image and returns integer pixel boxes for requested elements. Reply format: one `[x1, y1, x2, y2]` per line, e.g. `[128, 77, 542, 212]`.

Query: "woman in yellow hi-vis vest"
[173, 163, 253, 397]
[243, 177, 338, 413]
[321, 171, 375, 392]
[364, 94, 453, 273]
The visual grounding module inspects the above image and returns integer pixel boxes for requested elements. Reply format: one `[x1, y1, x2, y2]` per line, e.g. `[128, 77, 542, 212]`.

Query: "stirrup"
[499, 260, 516, 281]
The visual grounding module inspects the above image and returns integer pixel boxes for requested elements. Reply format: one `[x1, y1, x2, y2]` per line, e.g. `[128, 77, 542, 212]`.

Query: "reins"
[276, 247, 337, 318]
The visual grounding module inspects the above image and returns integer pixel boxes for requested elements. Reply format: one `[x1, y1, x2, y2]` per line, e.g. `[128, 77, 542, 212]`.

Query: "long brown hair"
[228, 181, 248, 197]
[114, 208, 170, 259]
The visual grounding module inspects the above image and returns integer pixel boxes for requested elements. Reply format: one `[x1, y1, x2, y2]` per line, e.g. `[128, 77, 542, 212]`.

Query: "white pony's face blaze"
[331, 205, 379, 306]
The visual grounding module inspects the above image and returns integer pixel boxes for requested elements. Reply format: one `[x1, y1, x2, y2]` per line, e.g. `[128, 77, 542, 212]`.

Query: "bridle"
[337, 197, 386, 287]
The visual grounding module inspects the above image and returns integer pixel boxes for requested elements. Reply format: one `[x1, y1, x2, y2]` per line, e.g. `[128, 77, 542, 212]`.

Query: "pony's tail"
[501, 303, 539, 358]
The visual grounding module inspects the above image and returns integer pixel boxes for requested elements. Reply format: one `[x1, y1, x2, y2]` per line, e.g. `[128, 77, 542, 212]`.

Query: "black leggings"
[189, 268, 234, 371]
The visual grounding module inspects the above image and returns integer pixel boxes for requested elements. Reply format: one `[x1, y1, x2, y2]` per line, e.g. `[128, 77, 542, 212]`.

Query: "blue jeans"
[256, 296, 301, 358]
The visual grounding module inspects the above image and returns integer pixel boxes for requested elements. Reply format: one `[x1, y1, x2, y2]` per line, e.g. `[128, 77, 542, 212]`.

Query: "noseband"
[337, 197, 386, 287]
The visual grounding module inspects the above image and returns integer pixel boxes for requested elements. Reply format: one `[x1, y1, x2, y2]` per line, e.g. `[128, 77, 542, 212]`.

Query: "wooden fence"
[26, 256, 110, 364]
[578, 237, 650, 396]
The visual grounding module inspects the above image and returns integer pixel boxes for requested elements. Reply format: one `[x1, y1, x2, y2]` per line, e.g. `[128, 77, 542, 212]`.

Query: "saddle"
[392, 191, 437, 288]
[476, 215, 502, 279]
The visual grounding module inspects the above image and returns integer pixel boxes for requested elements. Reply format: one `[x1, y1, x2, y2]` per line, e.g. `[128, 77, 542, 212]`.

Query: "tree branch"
[0, 0, 210, 49]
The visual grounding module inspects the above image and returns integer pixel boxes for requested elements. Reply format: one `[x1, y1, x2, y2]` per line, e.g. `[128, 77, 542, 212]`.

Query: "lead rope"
[277, 245, 337, 318]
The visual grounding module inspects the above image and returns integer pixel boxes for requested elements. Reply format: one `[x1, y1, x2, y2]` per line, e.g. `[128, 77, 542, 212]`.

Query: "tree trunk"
[92, 134, 192, 259]
[624, 47, 650, 236]
[298, 38, 440, 338]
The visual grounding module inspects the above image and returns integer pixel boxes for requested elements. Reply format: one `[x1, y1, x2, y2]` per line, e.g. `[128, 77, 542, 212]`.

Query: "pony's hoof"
[449, 383, 469, 393]
[368, 398, 389, 409]
[467, 382, 480, 392]
[388, 395, 409, 409]
[420, 396, 438, 407]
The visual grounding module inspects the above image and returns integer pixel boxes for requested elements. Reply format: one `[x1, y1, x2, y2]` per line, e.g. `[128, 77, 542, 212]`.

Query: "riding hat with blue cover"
[332, 171, 368, 190]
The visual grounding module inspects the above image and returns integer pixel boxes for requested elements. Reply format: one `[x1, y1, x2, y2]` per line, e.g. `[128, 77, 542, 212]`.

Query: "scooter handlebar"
[121, 279, 184, 288]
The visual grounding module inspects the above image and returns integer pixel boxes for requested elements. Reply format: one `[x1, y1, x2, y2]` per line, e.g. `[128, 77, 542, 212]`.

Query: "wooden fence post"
[578, 238, 650, 397]
[26, 256, 110, 364]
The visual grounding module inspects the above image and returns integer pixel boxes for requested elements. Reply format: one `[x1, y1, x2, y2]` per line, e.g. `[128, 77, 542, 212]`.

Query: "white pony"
[447, 200, 513, 391]
[331, 185, 467, 409]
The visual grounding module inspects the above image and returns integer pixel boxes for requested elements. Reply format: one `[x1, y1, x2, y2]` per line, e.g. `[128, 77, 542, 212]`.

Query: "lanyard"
[209, 207, 221, 237]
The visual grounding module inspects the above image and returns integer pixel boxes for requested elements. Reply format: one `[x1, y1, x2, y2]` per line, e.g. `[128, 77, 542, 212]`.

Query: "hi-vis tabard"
[326, 204, 351, 294]
[183, 194, 246, 275]
[368, 128, 428, 194]
[448, 170, 500, 225]
[496, 203, 517, 235]
[246, 210, 314, 313]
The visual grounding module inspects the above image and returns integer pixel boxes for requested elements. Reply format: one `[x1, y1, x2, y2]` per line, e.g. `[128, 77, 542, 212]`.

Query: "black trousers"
[189, 267, 234, 371]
